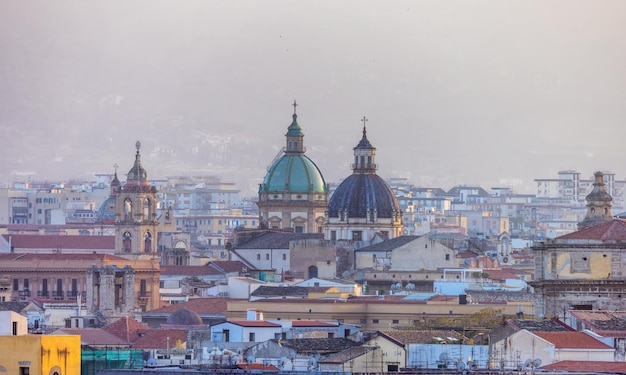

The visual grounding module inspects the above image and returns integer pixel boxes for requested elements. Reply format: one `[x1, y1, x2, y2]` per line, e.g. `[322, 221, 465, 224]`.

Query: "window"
[445, 254, 450, 261]
[360, 319, 367, 324]
[330, 231, 337, 241]
[352, 231, 363, 241]
[282, 254, 287, 261]
[327, 332, 334, 338]
[12, 321, 17, 335]
[295, 226, 303, 233]
[24, 279, 29, 290]
[13, 279, 18, 291]
[265, 254, 270, 260]
[223, 329, 230, 342]
[373, 319, 379, 324]
[392, 319, 399, 324]
[257, 254, 261, 260]
[249, 332, 255, 341]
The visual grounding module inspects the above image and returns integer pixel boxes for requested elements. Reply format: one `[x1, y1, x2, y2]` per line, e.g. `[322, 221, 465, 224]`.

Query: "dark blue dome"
[327, 174, 400, 218]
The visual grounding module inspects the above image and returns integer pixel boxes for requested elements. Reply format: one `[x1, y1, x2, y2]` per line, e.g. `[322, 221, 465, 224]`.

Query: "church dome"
[327, 174, 400, 218]
[327, 122, 400, 219]
[260, 154, 327, 193]
[165, 308, 203, 326]
[259, 108, 327, 194]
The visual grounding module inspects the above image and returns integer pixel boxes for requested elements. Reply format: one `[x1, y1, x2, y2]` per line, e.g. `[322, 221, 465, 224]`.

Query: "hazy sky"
[2, 1, 626, 196]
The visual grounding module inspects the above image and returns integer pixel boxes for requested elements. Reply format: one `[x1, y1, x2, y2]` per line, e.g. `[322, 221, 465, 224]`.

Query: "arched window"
[123, 232, 132, 253]
[308, 265, 318, 279]
[144, 232, 152, 253]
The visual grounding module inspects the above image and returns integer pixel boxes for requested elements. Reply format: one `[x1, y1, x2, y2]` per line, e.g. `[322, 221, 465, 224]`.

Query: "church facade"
[531, 171, 626, 317]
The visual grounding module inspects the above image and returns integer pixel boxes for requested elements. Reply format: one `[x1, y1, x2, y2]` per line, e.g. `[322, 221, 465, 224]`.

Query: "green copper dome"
[260, 154, 327, 193]
[260, 102, 328, 194]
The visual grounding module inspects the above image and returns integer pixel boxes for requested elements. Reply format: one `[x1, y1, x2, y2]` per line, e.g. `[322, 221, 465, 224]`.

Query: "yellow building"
[0, 335, 81, 375]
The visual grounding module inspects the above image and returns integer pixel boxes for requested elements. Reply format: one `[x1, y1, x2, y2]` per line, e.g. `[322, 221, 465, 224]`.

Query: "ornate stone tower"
[578, 171, 613, 229]
[115, 141, 160, 259]
[257, 101, 329, 233]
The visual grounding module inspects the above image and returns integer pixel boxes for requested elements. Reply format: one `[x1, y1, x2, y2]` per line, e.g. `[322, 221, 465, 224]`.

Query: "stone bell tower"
[114, 141, 160, 260]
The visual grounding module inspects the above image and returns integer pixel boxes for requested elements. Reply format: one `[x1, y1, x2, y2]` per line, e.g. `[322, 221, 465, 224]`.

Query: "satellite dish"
[500, 360, 506, 369]
[146, 358, 157, 366]
[457, 361, 466, 370]
[524, 359, 532, 368]
[471, 360, 478, 370]
[230, 355, 240, 365]
[534, 358, 542, 367]
[439, 352, 448, 361]
[246, 356, 256, 364]
[280, 357, 288, 367]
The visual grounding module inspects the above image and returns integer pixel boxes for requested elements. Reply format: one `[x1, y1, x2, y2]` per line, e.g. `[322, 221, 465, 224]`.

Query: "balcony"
[66, 290, 86, 298]
[37, 290, 50, 298]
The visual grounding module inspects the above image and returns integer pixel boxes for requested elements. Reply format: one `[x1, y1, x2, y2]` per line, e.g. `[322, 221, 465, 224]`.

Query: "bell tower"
[115, 141, 159, 259]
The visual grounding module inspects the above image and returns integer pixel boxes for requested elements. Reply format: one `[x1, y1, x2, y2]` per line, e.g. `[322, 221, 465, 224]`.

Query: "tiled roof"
[532, 331, 613, 349]
[236, 363, 279, 371]
[160, 265, 222, 276]
[568, 310, 626, 336]
[540, 360, 626, 372]
[320, 345, 373, 363]
[558, 219, 626, 240]
[2, 234, 115, 250]
[282, 338, 359, 354]
[146, 297, 229, 315]
[104, 317, 151, 344]
[250, 286, 309, 297]
[131, 329, 188, 349]
[355, 236, 420, 252]
[507, 319, 571, 332]
[51, 328, 129, 346]
[227, 320, 281, 327]
[235, 232, 323, 249]
[0, 301, 30, 312]
[0, 253, 127, 262]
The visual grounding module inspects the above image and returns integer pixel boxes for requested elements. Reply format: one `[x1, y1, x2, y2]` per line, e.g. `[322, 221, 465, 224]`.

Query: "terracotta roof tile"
[146, 297, 229, 315]
[2, 234, 115, 250]
[131, 329, 188, 349]
[558, 219, 626, 240]
[0, 253, 127, 262]
[533, 331, 613, 349]
[51, 328, 129, 346]
[236, 363, 279, 371]
[103, 317, 151, 344]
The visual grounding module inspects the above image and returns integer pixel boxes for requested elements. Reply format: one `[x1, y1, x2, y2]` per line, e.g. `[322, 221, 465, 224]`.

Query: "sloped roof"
[250, 286, 308, 297]
[320, 345, 373, 363]
[0, 252, 126, 262]
[103, 316, 151, 344]
[281, 338, 359, 354]
[568, 310, 626, 336]
[506, 319, 571, 332]
[146, 297, 229, 316]
[235, 232, 323, 249]
[0, 301, 30, 313]
[131, 329, 188, 349]
[355, 236, 420, 252]
[51, 328, 129, 346]
[236, 363, 279, 371]
[2, 234, 115, 250]
[532, 331, 613, 349]
[558, 219, 626, 241]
